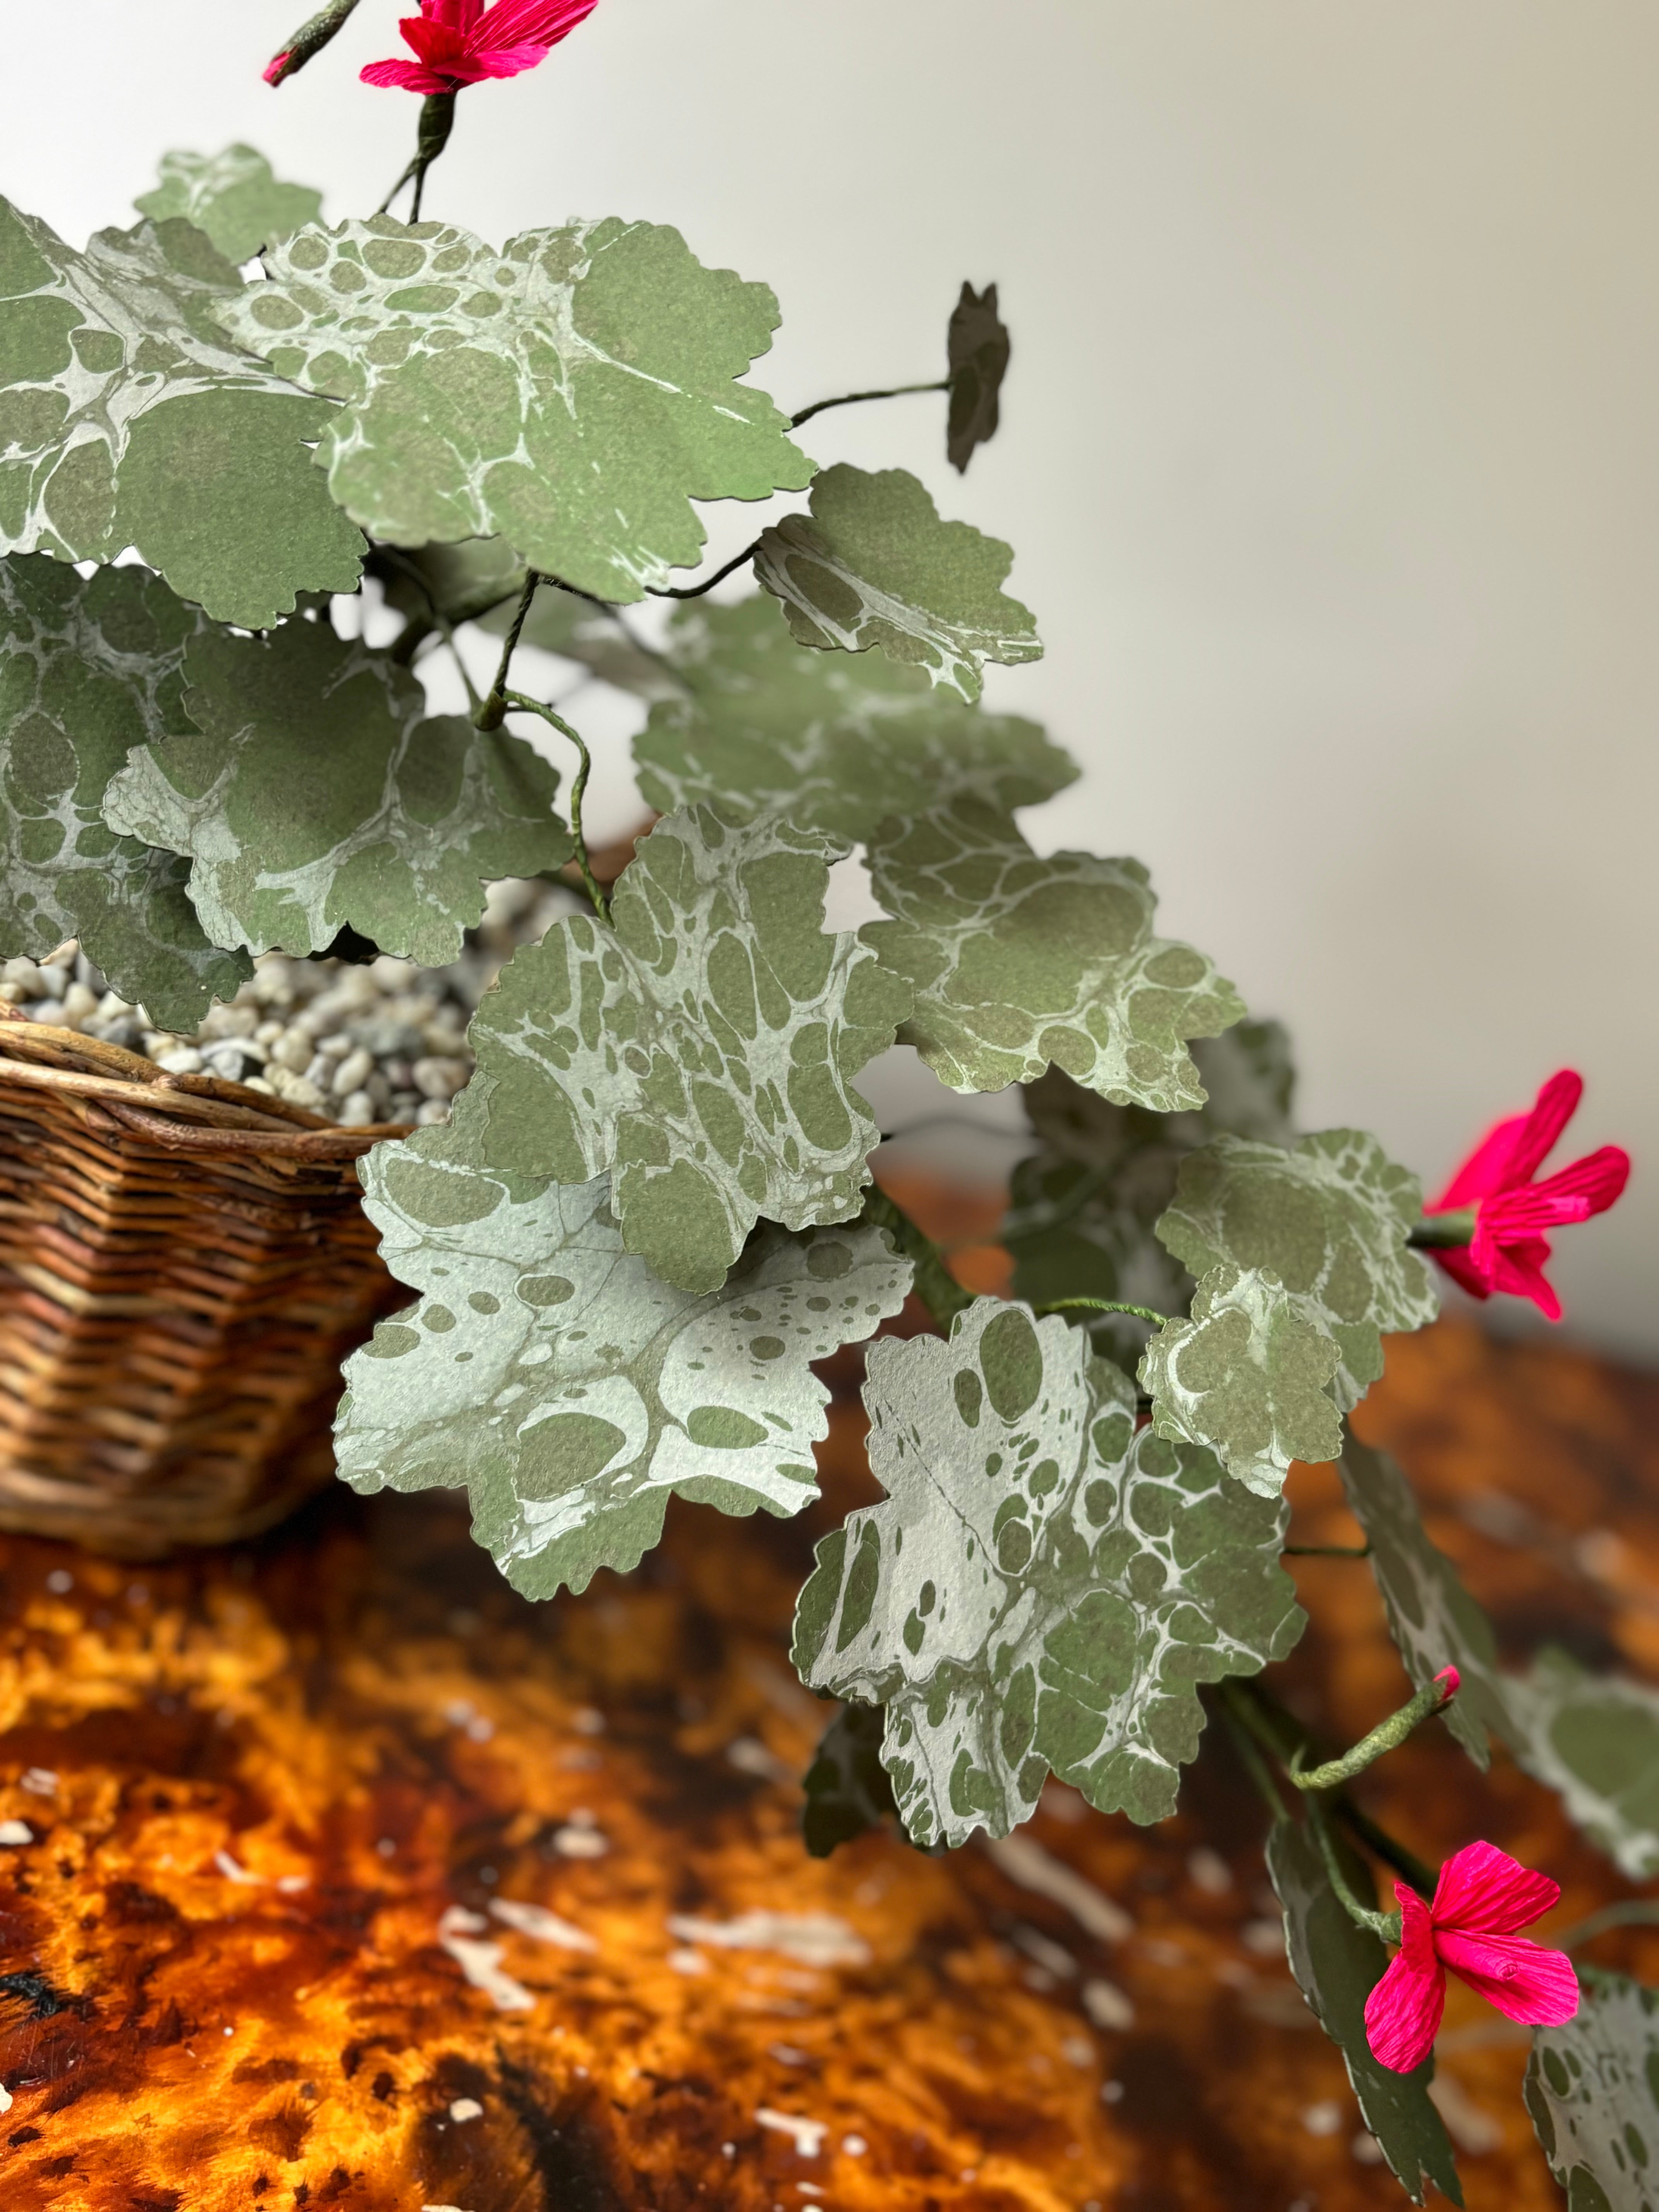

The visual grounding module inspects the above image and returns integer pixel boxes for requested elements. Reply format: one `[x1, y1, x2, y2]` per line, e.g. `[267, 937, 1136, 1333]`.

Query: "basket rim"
[0, 1010, 414, 1161]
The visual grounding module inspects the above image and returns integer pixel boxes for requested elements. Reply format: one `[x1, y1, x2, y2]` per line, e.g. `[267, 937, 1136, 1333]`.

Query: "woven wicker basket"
[0, 1008, 413, 1556]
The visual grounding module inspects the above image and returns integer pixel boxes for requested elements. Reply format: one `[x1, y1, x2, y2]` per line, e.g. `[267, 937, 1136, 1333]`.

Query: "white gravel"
[0, 879, 579, 1128]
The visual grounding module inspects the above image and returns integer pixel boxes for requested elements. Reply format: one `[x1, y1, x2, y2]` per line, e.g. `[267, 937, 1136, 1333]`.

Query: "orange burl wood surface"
[0, 1276, 1657, 2208]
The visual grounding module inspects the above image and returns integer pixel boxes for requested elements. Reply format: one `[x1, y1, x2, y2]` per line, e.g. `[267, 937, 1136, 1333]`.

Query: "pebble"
[0, 879, 580, 1129]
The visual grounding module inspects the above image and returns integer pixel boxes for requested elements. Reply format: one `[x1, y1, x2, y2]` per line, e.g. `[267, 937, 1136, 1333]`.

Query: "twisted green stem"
[500, 692, 608, 922]
[1288, 1671, 1458, 1793]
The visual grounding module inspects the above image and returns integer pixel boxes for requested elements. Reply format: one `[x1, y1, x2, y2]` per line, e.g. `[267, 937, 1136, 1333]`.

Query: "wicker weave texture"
[0, 1015, 412, 1556]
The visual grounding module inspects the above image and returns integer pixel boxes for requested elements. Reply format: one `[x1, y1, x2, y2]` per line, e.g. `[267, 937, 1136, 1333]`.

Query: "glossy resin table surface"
[0, 1312, 1656, 2212]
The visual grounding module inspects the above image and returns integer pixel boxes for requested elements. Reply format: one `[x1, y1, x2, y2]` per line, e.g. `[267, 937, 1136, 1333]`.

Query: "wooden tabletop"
[0, 1306, 1654, 2212]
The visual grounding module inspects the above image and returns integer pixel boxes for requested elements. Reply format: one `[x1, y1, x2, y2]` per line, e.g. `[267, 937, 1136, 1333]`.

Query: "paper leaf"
[0, 553, 251, 1026]
[802, 1702, 896, 1859]
[337, 1126, 910, 1600]
[634, 592, 1076, 841]
[216, 215, 813, 604]
[1156, 1129, 1439, 1413]
[1003, 1023, 1296, 1370]
[1526, 1973, 1659, 2212]
[459, 805, 912, 1293]
[134, 145, 323, 266]
[1140, 1264, 1345, 1496]
[1267, 1819, 1463, 2208]
[1505, 1650, 1659, 1880]
[946, 282, 1011, 474]
[104, 617, 569, 964]
[1337, 1436, 1511, 1769]
[862, 795, 1243, 1103]
[791, 1299, 1303, 1847]
[0, 197, 363, 625]
[753, 465, 1041, 704]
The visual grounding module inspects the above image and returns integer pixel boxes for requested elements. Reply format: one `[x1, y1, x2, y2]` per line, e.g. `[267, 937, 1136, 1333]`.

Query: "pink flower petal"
[474, 0, 600, 43]
[424, 0, 486, 26]
[1431, 1840, 1560, 1936]
[1504, 1070, 1585, 1187]
[1364, 1944, 1446, 2073]
[1530, 1146, 1633, 1219]
[360, 57, 455, 89]
[466, 40, 561, 76]
[1433, 1109, 1534, 1211]
[1429, 1243, 1495, 1302]
[1435, 1929, 1579, 2026]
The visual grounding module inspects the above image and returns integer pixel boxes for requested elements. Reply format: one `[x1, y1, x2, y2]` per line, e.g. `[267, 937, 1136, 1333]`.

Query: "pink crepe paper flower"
[1364, 1840, 1578, 2073]
[1425, 1069, 1630, 1322]
[361, 0, 599, 94]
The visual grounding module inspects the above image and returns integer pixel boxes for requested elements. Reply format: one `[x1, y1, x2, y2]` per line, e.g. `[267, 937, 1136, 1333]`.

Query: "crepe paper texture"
[216, 215, 812, 603]
[0, 553, 251, 1028]
[0, 196, 364, 625]
[754, 464, 1041, 704]
[458, 805, 912, 1293]
[792, 1299, 1303, 1846]
[338, 1126, 910, 1598]
[103, 617, 570, 965]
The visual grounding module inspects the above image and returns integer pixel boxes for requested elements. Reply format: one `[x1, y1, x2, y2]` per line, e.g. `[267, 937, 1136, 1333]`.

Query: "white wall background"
[5, 1, 1654, 1354]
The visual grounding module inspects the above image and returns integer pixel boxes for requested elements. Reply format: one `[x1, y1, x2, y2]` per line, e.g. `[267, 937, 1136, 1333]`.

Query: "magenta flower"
[1364, 1841, 1578, 2072]
[1425, 1069, 1630, 1321]
[361, 0, 599, 94]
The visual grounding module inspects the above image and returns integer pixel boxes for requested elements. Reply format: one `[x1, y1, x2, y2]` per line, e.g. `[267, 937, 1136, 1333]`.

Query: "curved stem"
[501, 692, 608, 922]
[1037, 1296, 1170, 1327]
[378, 91, 456, 220]
[476, 570, 541, 730]
[647, 540, 761, 603]
[1216, 1681, 1289, 1824]
[1282, 1542, 1372, 1559]
[1307, 1790, 1402, 1942]
[790, 377, 950, 430]
[1288, 1672, 1458, 1793]
[1230, 1681, 1439, 1896]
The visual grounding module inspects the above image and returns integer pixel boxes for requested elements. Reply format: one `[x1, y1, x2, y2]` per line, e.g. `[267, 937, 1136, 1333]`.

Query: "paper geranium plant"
[0, 9, 1641, 2203]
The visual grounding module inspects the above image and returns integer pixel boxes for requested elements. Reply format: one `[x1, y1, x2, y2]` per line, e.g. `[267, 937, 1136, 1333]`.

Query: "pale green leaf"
[1267, 1818, 1462, 2208]
[754, 465, 1041, 703]
[862, 795, 1243, 1102]
[1140, 1264, 1344, 1496]
[946, 282, 1010, 476]
[802, 1702, 896, 1858]
[1505, 1650, 1659, 1879]
[337, 1125, 910, 1600]
[1003, 1023, 1296, 1370]
[634, 592, 1075, 840]
[134, 145, 323, 266]
[103, 617, 570, 964]
[1156, 1128, 1439, 1413]
[216, 215, 813, 603]
[1338, 1436, 1512, 1769]
[457, 805, 912, 1294]
[0, 553, 250, 1027]
[0, 197, 363, 625]
[791, 1299, 1303, 1846]
[1526, 1973, 1659, 2212]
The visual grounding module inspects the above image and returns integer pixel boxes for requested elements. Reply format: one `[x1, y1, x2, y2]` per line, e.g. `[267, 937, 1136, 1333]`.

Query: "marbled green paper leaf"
[337, 1125, 910, 1599]
[1156, 1128, 1439, 1413]
[946, 282, 1010, 476]
[1526, 1973, 1659, 2212]
[134, 146, 323, 266]
[0, 553, 251, 1027]
[459, 805, 912, 1294]
[0, 197, 363, 625]
[802, 1702, 897, 1858]
[634, 592, 1075, 841]
[1506, 1650, 1659, 1879]
[1004, 1024, 1296, 1370]
[862, 795, 1243, 1103]
[1140, 1264, 1344, 1496]
[216, 215, 813, 603]
[754, 465, 1041, 704]
[791, 1299, 1303, 1847]
[1338, 1436, 1512, 1769]
[103, 617, 570, 965]
[1267, 1819, 1462, 2208]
